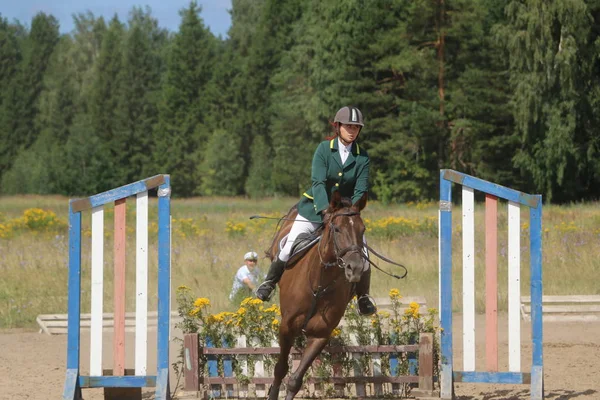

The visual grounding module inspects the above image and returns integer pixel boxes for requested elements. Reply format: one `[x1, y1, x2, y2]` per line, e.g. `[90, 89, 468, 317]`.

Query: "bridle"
[318, 210, 365, 270]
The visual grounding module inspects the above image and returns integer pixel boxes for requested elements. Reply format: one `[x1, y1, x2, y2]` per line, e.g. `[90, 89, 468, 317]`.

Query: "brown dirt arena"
[1, 314, 598, 400]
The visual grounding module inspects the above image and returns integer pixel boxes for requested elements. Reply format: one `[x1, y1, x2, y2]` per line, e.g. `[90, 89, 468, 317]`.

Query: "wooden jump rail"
[183, 332, 435, 399]
[521, 295, 600, 322]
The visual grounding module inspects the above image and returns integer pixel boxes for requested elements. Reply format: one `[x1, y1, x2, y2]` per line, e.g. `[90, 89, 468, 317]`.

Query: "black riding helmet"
[334, 106, 364, 127]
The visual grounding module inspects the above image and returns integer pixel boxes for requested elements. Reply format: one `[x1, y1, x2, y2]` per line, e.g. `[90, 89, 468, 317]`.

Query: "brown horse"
[265, 190, 368, 400]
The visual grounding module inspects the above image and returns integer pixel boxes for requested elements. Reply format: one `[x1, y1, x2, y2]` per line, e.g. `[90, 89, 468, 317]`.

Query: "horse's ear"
[329, 190, 342, 211]
[353, 192, 368, 212]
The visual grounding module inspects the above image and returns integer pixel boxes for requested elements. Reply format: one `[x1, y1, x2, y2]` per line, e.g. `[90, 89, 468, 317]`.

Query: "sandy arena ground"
[1, 314, 599, 400]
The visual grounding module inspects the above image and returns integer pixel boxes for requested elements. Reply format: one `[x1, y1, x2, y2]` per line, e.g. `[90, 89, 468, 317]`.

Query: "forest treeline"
[1, 0, 599, 203]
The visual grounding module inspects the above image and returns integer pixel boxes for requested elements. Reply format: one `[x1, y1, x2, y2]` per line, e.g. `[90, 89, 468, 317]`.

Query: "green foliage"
[198, 129, 245, 195]
[2, 2, 600, 202]
[497, 0, 600, 201]
[151, 1, 217, 196]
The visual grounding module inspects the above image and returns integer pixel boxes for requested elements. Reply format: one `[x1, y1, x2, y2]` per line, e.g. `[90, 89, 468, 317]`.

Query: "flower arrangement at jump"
[174, 286, 440, 397]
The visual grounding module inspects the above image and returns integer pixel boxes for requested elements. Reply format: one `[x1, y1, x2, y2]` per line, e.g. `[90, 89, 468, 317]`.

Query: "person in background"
[229, 251, 262, 303]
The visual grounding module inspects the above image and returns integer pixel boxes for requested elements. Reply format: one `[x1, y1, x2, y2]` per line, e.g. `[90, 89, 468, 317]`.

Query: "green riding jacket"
[297, 139, 370, 223]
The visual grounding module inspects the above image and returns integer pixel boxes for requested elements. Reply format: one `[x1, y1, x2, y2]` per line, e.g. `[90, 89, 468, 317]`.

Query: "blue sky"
[1, 0, 232, 37]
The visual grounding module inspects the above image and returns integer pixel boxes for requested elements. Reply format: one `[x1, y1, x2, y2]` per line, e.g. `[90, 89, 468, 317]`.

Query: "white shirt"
[229, 265, 261, 300]
[338, 138, 352, 165]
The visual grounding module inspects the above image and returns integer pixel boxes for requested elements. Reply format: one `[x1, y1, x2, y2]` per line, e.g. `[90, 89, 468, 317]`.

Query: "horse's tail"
[265, 203, 298, 261]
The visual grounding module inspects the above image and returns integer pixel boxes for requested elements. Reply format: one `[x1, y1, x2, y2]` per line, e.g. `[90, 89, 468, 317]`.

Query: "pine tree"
[152, 1, 216, 196]
[0, 16, 23, 183]
[498, 0, 600, 201]
[198, 129, 245, 195]
[116, 7, 168, 183]
[89, 15, 126, 189]
[0, 13, 59, 188]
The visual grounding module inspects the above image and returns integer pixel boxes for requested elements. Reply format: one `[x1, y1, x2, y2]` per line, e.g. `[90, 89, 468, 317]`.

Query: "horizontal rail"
[38, 311, 181, 335]
[521, 295, 600, 303]
[522, 305, 600, 313]
[454, 371, 531, 384]
[79, 375, 157, 388]
[201, 344, 419, 355]
[200, 376, 420, 385]
[70, 174, 167, 212]
[442, 169, 540, 208]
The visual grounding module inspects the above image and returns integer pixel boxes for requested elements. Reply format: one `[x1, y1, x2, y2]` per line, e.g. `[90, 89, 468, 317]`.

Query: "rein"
[250, 211, 408, 278]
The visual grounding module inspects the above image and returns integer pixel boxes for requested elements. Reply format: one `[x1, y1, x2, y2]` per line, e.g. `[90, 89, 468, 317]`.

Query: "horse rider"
[255, 106, 376, 316]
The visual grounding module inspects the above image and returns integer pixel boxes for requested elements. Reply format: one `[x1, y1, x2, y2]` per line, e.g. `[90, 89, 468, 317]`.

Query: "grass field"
[1, 194, 599, 329]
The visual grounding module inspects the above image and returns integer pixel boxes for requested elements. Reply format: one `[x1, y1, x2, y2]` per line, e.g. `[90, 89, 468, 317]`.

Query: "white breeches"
[277, 214, 320, 262]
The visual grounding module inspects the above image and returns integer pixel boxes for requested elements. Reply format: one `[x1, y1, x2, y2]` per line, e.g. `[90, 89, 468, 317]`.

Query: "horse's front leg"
[268, 328, 293, 400]
[285, 336, 328, 400]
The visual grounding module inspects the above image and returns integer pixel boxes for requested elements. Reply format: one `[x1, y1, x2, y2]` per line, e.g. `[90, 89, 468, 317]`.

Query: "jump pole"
[439, 169, 543, 400]
[63, 175, 171, 400]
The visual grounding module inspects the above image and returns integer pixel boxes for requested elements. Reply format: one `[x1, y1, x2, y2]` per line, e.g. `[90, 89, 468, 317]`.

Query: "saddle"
[281, 229, 323, 269]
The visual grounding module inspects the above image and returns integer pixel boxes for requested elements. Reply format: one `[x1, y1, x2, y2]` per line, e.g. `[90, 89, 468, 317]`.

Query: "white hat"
[244, 251, 258, 261]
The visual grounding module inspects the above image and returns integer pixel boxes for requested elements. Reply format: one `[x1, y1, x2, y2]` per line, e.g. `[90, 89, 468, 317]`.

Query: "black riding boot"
[356, 268, 376, 316]
[255, 259, 286, 301]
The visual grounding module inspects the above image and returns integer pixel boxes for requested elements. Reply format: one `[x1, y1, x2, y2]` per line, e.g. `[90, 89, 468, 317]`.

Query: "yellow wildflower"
[272, 319, 279, 326]
[241, 297, 253, 306]
[237, 307, 247, 315]
[177, 285, 190, 291]
[331, 328, 342, 338]
[389, 288, 401, 299]
[194, 298, 210, 308]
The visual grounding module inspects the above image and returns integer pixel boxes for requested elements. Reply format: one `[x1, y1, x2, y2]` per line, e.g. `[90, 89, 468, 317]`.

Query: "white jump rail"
[373, 296, 428, 313]
[521, 295, 600, 322]
[37, 311, 182, 335]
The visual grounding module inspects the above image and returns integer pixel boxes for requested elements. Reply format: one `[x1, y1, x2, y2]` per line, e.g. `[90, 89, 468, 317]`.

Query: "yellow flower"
[189, 308, 200, 316]
[272, 319, 279, 326]
[194, 297, 210, 308]
[389, 288, 401, 299]
[177, 285, 190, 291]
[241, 297, 253, 306]
[264, 304, 280, 314]
[377, 310, 390, 318]
[331, 328, 342, 338]
[237, 307, 247, 315]
[404, 302, 420, 318]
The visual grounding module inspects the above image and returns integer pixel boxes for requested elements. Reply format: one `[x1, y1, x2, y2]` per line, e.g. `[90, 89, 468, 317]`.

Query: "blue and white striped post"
[439, 170, 544, 400]
[63, 175, 172, 400]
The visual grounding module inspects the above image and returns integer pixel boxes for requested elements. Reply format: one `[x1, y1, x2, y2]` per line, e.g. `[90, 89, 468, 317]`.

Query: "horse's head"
[321, 191, 368, 283]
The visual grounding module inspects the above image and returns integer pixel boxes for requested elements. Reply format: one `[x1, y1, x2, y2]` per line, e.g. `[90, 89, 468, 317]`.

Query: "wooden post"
[411, 332, 434, 398]
[332, 352, 345, 397]
[184, 334, 199, 392]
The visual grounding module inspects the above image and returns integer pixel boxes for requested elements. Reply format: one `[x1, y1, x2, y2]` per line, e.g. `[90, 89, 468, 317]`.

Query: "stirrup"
[255, 281, 276, 302]
[357, 295, 377, 316]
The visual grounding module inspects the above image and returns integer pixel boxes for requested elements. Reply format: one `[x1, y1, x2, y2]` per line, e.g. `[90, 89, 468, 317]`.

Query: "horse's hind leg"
[268, 329, 293, 400]
[285, 336, 328, 400]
